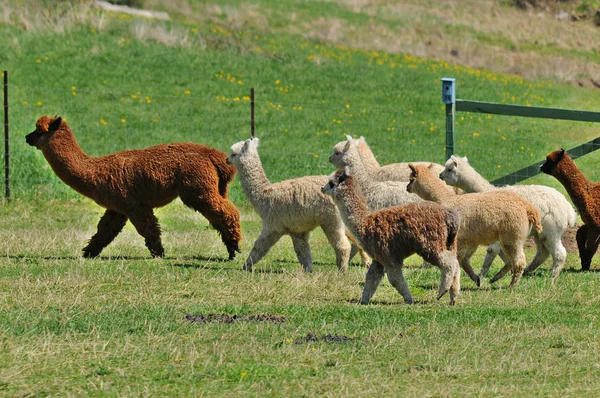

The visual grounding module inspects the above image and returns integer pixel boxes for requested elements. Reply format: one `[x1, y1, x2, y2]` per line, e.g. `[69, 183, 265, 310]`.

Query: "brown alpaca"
[541, 149, 599, 270]
[26, 116, 242, 259]
[322, 169, 461, 305]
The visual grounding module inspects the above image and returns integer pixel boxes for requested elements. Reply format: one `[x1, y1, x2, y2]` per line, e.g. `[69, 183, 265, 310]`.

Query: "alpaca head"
[227, 137, 259, 167]
[26, 116, 65, 149]
[439, 155, 468, 186]
[329, 135, 356, 169]
[540, 149, 567, 175]
[321, 168, 352, 198]
[407, 163, 439, 198]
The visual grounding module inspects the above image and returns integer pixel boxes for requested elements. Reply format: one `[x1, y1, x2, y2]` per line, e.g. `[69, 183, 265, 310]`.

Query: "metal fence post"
[441, 77, 456, 161]
[3, 71, 9, 200]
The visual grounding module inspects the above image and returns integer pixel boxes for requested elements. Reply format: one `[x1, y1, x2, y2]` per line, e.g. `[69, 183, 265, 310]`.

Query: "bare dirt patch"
[524, 225, 580, 253]
[294, 333, 357, 344]
[185, 313, 287, 324]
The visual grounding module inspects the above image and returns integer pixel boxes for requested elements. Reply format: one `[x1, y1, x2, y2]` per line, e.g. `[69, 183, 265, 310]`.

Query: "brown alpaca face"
[540, 149, 565, 175]
[321, 170, 346, 196]
[26, 116, 62, 149]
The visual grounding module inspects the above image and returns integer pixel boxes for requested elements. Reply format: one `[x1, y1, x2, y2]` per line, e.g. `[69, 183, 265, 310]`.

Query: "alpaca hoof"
[436, 289, 448, 300]
[227, 242, 241, 261]
[242, 264, 252, 271]
[150, 248, 165, 258]
[404, 296, 414, 305]
[475, 275, 481, 287]
[82, 248, 100, 258]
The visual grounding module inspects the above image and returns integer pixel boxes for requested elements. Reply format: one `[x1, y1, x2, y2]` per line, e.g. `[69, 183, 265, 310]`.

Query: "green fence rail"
[441, 78, 600, 185]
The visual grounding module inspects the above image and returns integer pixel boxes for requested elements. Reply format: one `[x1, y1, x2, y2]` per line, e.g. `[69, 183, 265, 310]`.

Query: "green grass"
[2, 0, 600, 395]
[1, 199, 600, 396]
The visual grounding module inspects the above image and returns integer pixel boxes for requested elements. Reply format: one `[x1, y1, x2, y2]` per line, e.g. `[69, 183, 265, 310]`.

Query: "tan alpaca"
[227, 137, 356, 272]
[330, 135, 444, 181]
[407, 164, 542, 287]
[322, 169, 461, 305]
[440, 155, 575, 278]
[26, 116, 242, 259]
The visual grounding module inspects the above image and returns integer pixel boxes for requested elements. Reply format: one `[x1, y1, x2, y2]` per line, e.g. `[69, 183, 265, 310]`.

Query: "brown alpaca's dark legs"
[179, 190, 242, 260]
[83, 210, 128, 258]
[576, 225, 599, 271]
[127, 207, 164, 258]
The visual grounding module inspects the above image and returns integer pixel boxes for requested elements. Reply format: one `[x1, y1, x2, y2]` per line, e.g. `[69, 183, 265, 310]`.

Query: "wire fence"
[6, 81, 445, 202]
[6, 76, 600, 202]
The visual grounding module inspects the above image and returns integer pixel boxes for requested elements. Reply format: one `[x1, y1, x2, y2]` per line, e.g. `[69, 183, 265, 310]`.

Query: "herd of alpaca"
[28, 115, 595, 305]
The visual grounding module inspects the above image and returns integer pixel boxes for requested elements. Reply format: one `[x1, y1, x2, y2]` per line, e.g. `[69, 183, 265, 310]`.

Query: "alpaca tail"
[527, 206, 543, 235]
[444, 208, 461, 251]
[211, 153, 237, 197]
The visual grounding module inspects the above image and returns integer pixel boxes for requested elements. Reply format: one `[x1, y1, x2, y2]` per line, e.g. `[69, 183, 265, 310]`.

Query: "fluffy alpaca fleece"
[330, 135, 444, 181]
[440, 155, 576, 278]
[328, 136, 424, 209]
[541, 149, 600, 270]
[227, 137, 354, 272]
[26, 116, 242, 259]
[322, 169, 461, 304]
[407, 164, 542, 287]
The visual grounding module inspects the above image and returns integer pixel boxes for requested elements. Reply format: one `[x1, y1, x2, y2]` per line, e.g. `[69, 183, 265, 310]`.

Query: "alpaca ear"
[345, 134, 353, 142]
[450, 155, 458, 166]
[557, 148, 565, 161]
[463, 156, 468, 163]
[358, 136, 366, 144]
[408, 163, 417, 175]
[48, 116, 62, 132]
[428, 163, 435, 170]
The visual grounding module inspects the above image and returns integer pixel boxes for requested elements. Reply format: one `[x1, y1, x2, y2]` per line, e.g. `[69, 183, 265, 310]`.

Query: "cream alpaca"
[227, 137, 353, 272]
[407, 164, 542, 287]
[440, 155, 575, 278]
[330, 136, 444, 181]
[322, 169, 461, 305]
[328, 136, 424, 209]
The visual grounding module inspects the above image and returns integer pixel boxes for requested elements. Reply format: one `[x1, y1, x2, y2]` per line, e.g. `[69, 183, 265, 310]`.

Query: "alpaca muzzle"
[25, 131, 41, 147]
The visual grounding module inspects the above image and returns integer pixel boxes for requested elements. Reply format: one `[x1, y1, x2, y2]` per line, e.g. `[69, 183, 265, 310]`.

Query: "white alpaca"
[328, 136, 424, 209]
[227, 137, 353, 272]
[440, 155, 576, 278]
[322, 169, 461, 305]
[330, 136, 444, 181]
[407, 164, 542, 287]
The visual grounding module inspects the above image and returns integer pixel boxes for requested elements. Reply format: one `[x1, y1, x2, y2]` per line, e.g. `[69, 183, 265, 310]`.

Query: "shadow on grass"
[561, 267, 600, 273]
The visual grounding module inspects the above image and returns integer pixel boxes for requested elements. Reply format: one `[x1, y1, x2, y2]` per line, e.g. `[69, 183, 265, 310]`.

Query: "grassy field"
[2, 0, 600, 395]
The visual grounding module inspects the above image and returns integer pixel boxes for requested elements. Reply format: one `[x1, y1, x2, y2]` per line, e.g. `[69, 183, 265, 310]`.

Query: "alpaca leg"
[458, 244, 480, 287]
[360, 260, 385, 304]
[127, 207, 164, 258]
[386, 265, 414, 304]
[450, 262, 461, 305]
[322, 224, 352, 272]
[431, 251, 460, 304]
[480, 242, 501, 278]
[179, 189, 242, 260]
[523, 235, 550, 276]
[576, 225, 596, 271]
[82, 210, 128, 258]
[347, 232, 372, 267]
[547, 238, 568, 279]
[243, 229, 283, 271]
[491, 242, 526, 287]
[290, 232, 313, 272]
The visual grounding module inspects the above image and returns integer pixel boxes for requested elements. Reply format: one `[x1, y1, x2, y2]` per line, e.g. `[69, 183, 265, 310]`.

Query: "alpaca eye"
[329, 181, 334, 188]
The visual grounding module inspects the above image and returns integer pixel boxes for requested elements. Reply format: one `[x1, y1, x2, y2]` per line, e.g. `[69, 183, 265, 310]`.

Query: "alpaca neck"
[458, 166, 495, 193]
[236, 152, 271, 208]
[357, 141, 381, 177]
[41, 130, 95, 196]
[334, 185, 369, 238]
[346, 150, 371, 187]
[553, 158, 594, 214]
[417, 178, 455, 204]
